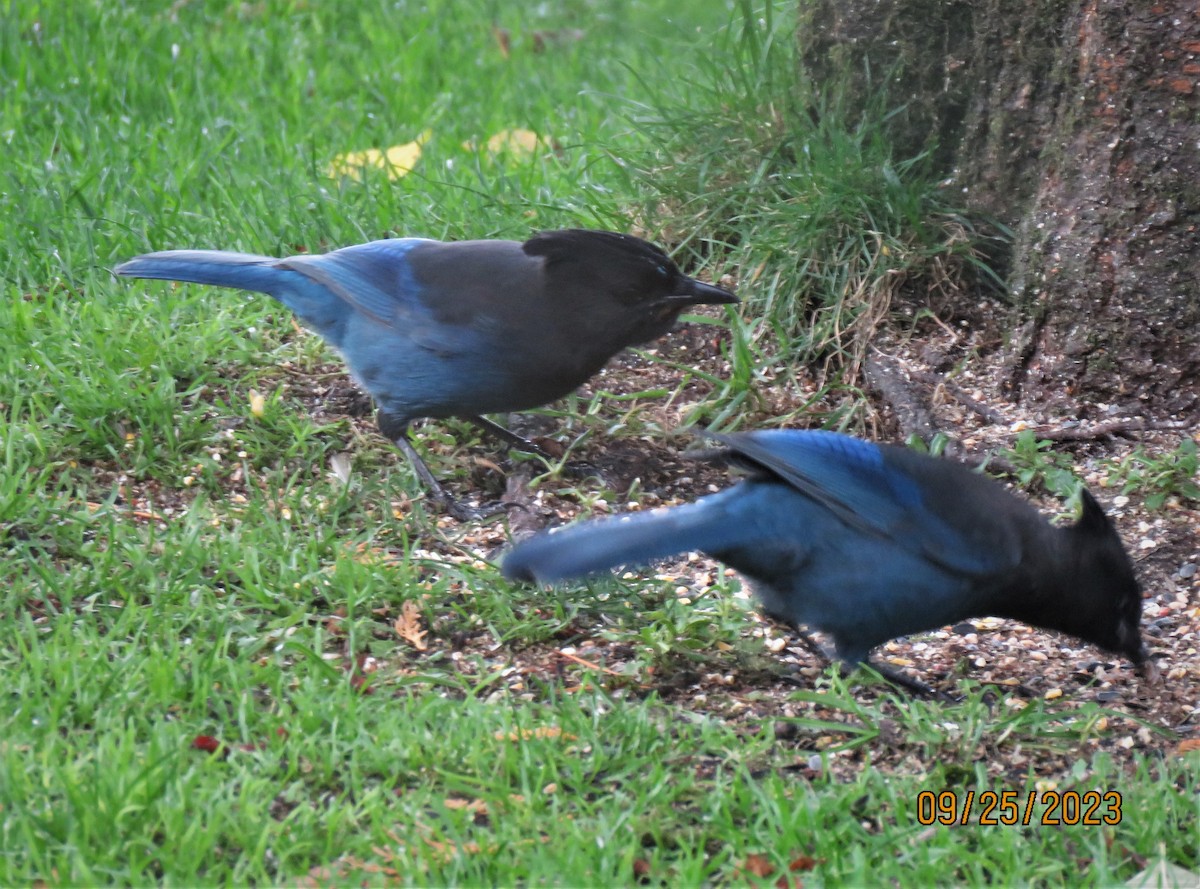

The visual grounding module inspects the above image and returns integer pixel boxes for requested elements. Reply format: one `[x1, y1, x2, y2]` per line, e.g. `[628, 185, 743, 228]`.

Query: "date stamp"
[915, 790, 1122, 826]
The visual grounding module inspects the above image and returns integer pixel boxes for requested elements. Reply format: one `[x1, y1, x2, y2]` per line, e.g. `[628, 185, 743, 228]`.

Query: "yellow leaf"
[463, 128, 545, 159]
[382, 135, 427, 176]
[327, 130, 430, 181]
[487, 127, 542, 155]
[248, 389, 265, 418]
[327, 148, 382, 180]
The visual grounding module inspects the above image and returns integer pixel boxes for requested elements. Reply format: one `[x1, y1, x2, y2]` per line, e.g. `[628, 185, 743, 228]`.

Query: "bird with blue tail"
[502, 429, 1153, 693]
[114, 230, 737, 520]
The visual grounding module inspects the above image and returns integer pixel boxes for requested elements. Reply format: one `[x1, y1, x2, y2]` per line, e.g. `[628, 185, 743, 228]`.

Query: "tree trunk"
[798, 0, 1200, 419]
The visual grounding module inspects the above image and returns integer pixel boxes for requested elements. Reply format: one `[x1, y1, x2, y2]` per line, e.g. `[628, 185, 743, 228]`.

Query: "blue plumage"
[503, 430, 1149, 680]
[114, 230, 737, 518]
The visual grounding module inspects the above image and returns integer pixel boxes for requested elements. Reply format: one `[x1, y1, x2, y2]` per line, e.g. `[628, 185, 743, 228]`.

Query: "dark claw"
[855, 661, 959, 702]
[439, 497, 513, 523]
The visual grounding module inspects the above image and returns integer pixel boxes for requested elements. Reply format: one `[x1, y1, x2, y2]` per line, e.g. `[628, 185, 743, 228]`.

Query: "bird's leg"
[392, 436, 508, 522]
[466, 415, 554, 460]
[380, 411, 508, 522]
[772, 613, 951, 699]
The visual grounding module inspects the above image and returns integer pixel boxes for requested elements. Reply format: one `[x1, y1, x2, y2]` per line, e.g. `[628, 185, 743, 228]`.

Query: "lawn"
[2, 0, 1196, 884]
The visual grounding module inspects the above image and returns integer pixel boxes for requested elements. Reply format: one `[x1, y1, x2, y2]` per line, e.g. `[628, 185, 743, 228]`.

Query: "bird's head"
[524, 229, 737, 342]
[1065, 489, 1150, 671]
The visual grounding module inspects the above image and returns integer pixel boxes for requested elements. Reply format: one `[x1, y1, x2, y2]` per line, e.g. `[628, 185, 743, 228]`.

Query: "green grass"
[1, 0, 1195, 885]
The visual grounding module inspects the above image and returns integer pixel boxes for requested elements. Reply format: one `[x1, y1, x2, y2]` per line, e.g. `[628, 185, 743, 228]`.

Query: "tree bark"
[798, 0, 1200, 419]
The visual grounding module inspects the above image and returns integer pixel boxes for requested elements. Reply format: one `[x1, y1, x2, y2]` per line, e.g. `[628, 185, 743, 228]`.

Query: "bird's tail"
[502, 489, 747, 584]
[114, 250, 285, 295]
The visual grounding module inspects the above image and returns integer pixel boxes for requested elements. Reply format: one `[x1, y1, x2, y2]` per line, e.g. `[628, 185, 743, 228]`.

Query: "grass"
[1, 0, 1196, 885]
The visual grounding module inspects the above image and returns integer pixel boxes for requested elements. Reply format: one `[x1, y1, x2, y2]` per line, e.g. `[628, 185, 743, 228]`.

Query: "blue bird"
[114, 230, 737, 519]
[503, 430, 1150, 689]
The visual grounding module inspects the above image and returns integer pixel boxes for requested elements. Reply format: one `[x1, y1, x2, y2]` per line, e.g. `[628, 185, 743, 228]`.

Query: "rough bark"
[798, 0, 1200, 419]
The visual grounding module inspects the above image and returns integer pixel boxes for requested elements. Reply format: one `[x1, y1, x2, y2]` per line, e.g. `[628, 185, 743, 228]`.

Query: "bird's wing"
[713, 430, 1020, 577]
[273, 239, 431, 326]
[273, 239, 480, 355]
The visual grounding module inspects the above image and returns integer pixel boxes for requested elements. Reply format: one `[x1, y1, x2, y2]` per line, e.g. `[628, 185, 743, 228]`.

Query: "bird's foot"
[434, 493, 527, 523]
[855, 661, 959, 702]
[394, 435, 511, 523]
[1137, 658, 1162, 686]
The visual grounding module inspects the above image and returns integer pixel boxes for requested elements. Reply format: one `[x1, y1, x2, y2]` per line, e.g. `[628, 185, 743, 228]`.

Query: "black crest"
[523, 229, 681, 303]
[523, 229, 672, 267]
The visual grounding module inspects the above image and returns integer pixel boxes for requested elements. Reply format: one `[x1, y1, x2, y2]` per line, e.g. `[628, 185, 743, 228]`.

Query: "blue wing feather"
[716, 430, 1015, 577]
[275, 239, 478, 356]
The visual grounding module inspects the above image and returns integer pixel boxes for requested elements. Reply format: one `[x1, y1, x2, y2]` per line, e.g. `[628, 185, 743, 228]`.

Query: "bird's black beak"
[679, 278, 738, 306]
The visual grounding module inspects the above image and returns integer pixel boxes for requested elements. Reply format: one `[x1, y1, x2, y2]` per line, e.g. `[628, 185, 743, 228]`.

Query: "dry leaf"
[327, 130, 430, 181]
[421, 835, 490, 860]
[1125, 858, 1200, 888]
[329, 452, 352, 486]
[394, 600, 428, 651]
[485, 128, 543, 155]
[347, 542, 402, 568]
[743, 853, 775, 878]
[789, 855, 817, 871]
[463, 128, 545, 159]
[472, 456, 505, 475]
[492, 25, 511, 57]
[444, 797, 488, 814]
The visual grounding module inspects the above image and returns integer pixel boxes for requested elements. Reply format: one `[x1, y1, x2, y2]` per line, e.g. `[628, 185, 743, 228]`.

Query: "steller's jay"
[503, 429, 1151, 689]
[115, 230, 737, 519]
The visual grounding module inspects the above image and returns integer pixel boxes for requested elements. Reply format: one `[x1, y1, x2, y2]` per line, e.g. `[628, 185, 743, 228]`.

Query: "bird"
[502, 429, 1151, 691]
[114, 229, 737, 519]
